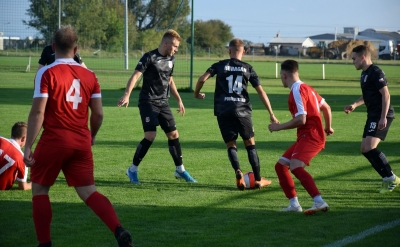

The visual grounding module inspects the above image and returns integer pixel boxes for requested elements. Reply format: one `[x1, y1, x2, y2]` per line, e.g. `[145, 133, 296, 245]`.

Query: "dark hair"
[281, 60, 299, 73]
[54, 25, 78, 54]
[11, 122, 27, 139]
[229, 38, 244, 51]
[352, 45, 370, 57]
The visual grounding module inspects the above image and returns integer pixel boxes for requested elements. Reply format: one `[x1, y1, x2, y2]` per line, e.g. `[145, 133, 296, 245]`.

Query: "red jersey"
[288, 81, 325, 144]
[34, 58, 101, 150]
[0, 137, 28, 190]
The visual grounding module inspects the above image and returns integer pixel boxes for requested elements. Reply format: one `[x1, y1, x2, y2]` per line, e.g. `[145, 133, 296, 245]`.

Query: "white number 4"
[66, 79, 82, 109]
[226, 75, 243, 94]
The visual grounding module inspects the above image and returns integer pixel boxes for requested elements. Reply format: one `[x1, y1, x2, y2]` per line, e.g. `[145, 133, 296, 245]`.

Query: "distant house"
[268, 37, 314, 56]
[308, 33, 384, 51]
[358, 29, 400, 44]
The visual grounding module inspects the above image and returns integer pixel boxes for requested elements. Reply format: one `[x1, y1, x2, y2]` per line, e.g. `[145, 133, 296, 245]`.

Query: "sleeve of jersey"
[134, 53, 150, 72]
[33, 69, 49, 98]
[16, 164, 28, 182]
[206, 63, 218, 77]
[374, 69, 388, 90]
[249, 67, 261, 88]
[91, 77, 102, 99]
[292, 84, 307, 117]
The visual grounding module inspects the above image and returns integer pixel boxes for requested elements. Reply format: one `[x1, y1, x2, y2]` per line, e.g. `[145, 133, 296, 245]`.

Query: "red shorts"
[281, 133, 324, 166]
[31, 143, 94, 187]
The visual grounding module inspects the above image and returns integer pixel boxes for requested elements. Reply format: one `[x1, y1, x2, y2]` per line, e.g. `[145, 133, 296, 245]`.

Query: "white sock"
[313, 195, 324, 203]
[176, 165, 185, 173]
[289, 197, 300, 208]
[129, 164, 138, 172]
[384, 175, 395, 181]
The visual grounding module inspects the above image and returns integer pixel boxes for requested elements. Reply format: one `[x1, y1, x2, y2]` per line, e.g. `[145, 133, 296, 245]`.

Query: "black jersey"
[207, 58, 261, 117]
[360, 64, 395, 118]
[38, 45, 83, 65]
[135, 49, 174, 101]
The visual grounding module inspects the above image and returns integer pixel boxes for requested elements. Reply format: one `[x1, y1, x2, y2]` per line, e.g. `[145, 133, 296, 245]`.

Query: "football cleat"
[126, 169, 140, 184]
[117, 230, 133, 247]
[174, 170, 197, 183]
[380, 176, 400, 193]
[280, 205, 303, 212]
[255, 177, 272, 189]
[304, 201, 329, 215]
[236, 170, 246, 190]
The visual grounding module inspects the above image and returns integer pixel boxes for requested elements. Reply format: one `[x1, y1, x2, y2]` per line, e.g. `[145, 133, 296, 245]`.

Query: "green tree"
[190, 19, 233, 49]
[129, 0, 190, 31]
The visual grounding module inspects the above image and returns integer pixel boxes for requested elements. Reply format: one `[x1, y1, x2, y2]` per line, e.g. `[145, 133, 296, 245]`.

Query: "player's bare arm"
[254, 85, 279, 123]
[18, 180, 32, 190]
[24, 97, 47, 167]
[89, 98, 104, 145]
[320, 101, 334, 136]
[268, 114, 306, 132]
[118, 70, 142, 108]
[344, 96, 364, 114]
[169, 77, 185, 116]
[194, 72, 211, 99]
[378, 86, 390, 130]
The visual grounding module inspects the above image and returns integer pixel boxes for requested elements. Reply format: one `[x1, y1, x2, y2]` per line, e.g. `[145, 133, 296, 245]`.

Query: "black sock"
[246, 145, 261, 181]
[114, 225, 124, 239]
[37, 242, 52, 247]
[362, 148, 394, 178]
[133, 138, 153, 165]
[168, 138, 183, 166]
[228, 147, 240, 172]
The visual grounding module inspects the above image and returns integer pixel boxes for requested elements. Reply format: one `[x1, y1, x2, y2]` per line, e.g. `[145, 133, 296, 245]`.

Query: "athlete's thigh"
[31, 143, 74, 186]
[139, 101, 160, 130]
[158, 103, 177, 133]
[237, 116, 254, 141]
[217, 115, 239, 143]
[62, 149, 94, 187]
[363, 117, 393, 141]
[282, 135, 323, 166]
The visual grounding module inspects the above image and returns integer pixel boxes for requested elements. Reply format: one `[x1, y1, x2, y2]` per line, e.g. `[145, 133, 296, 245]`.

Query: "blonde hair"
[162, 29, 181, 42]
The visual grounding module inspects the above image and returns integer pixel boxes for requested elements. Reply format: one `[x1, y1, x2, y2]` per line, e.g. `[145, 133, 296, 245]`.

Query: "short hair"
[162, 29, 181, 42]
[281, 60, 299, 73]
[54, 25, 78, 54]
[352, 45, 371, 57]
[229, 38, 244, 51]
[11, 122, 27, 139]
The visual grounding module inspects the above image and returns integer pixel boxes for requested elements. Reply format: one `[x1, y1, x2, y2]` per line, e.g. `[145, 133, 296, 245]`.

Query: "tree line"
[24, 0, 233, 52]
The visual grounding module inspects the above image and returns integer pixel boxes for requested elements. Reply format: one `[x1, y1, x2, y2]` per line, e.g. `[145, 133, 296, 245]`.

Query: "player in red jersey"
[24, 25, 132, 247]
[0, 122, 31, 190]
[268, 60, 334, 215]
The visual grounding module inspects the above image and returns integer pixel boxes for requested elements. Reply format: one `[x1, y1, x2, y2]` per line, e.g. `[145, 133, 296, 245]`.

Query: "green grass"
[0, 58, 400, 247]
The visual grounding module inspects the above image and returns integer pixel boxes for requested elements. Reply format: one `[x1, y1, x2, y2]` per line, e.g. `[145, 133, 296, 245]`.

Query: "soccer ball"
[244, 172, 256, 189]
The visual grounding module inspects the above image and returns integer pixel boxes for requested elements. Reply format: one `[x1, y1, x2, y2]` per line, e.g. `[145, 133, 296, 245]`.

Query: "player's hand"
[196, 93, 205, 99]
[117, 94, 130, 108]
[378, 118, 387, 130]
[268, 123, 280, 132]
[344, 104, 355, 114]
[23, 147, 35, 167]
[325, 127, 334, 136]
[177, 101, 185, 116]
[270, 114, 280, 124]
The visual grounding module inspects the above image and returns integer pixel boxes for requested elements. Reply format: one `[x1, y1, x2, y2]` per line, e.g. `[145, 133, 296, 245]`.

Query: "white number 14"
[66, 79, 82, 109]
[226, 75, 243, 94]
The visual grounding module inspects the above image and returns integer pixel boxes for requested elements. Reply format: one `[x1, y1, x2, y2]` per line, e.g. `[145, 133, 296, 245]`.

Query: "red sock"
[275, 163, 297, 199]
[32, 195, 52, 244]
[291, 167, 320, 198]
[85, 191, 121, 233]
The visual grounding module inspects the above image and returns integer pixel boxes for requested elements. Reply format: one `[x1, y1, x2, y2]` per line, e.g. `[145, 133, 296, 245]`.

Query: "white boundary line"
[323, 218, 400, 247]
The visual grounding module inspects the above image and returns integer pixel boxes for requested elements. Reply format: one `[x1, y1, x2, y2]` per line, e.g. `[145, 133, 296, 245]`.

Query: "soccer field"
[0, 58, 400, 247]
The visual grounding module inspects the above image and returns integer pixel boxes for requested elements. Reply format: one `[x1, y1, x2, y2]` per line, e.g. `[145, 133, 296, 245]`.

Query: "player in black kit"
[38, 44, 86, 70]
[118, 29, 197, 184]
[345, 44, 399, 193]
[194, 38, 279, 190]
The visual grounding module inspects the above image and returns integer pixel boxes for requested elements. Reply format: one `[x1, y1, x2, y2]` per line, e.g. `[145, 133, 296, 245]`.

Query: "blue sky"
[1, 0, 399, 43]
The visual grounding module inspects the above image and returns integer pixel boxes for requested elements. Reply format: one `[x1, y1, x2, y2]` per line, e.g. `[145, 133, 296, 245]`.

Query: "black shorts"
[362, 117, 393, 141]
[138, 100, 176, 133]
[217, 115, 254, 143]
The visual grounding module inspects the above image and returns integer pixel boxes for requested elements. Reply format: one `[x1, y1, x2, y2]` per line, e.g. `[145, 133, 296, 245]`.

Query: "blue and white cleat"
[174, 170, 197, 183]
[126, 169, 140, 184]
